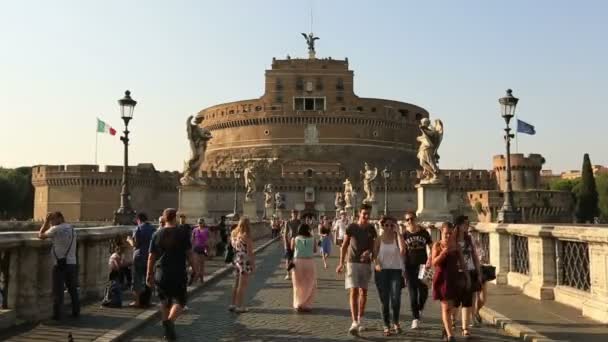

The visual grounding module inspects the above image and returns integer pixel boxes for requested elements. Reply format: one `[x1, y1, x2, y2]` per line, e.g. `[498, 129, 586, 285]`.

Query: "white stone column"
[583, 242, 608, 323]
[36, 244, 53, 319]
[16, 241, 40, 321]
[522, 231, 556, 300]
[488, 228, 511, 285]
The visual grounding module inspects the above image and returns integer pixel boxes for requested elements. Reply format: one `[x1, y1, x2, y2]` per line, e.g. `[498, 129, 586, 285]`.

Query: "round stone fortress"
[196, 56, 429, 175]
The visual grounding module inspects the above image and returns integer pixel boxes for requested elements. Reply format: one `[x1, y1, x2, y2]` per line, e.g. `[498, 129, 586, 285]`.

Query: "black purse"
[224, 242, 235, 264]
[481, 265, 496, 282]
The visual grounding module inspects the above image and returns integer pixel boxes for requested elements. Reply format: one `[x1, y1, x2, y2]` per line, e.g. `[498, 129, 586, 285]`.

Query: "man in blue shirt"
[127, 212, 156, 307]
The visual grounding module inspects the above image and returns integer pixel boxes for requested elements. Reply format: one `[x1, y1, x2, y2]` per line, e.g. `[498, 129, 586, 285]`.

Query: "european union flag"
[517, 119, 536, 135]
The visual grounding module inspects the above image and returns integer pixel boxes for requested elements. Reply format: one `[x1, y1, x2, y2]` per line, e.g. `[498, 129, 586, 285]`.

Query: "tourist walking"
[229, 217, 256, 313]
[318, 216, 332, 269]
[283, 210, 301, 280]
[470, 224, 490, 325]
[453, 215, 482, 338]
[336, 204, 377, 336]
[38, 211, 80, 320]
[332, 210, 349, 246]
[146, 208, 195, 341]
[190, 218, 209, 285]
[373, 216, 406, 336]
[432, 222, 466, 342]
[291, 223, 317, 312]
[270, 216, 281, 239]
[402, 211, 433, 329]
[217, 215, 228, 256]
[127, 212, 155, 308]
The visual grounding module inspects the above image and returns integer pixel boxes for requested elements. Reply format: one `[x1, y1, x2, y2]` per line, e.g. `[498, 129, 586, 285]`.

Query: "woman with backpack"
[190, 218, 209, 285]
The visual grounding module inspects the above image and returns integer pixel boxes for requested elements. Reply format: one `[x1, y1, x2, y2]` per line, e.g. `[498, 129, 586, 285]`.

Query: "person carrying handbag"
[38, 211, 80, 320]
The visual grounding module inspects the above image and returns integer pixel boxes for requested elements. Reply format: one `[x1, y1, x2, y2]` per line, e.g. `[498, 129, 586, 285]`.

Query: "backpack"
[193, 228, 209, 250]
[101, 280, 122, 308]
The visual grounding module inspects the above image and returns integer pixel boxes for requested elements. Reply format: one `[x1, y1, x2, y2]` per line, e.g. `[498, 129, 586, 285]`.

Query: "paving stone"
[128, 244, 518, 341]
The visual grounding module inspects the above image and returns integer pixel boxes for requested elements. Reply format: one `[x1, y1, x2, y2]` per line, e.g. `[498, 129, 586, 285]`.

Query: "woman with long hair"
[291, 223, 317, 312]
[373, 216, 406, 336]
[318, 216, 332, 269]
[432, 222, 467, 342]
[189, 218, 209, 285]
[229, 217, 255, 313]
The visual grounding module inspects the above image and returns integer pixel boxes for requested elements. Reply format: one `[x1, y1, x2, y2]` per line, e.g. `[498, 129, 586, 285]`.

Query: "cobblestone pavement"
[128, 244, 518, 341]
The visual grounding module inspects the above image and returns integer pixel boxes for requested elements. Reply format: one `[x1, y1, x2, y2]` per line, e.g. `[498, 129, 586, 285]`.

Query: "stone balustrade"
[0, 221, 270, 328]
[428, 222, 608, 323]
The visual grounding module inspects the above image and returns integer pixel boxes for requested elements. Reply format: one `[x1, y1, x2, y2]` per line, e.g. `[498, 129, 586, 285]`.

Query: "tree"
[0, 167, 34, 220]
[549, 178, 580, 193]
[596, 173, 608, 222]
[575, 154, 599, 223]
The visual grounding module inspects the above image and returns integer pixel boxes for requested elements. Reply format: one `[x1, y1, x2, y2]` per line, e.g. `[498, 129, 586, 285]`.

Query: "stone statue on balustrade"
[361, 162, 378, 204]
[343, 178, 354, 209]
[244, 166, 256, 202]
[263, 184, 274, 208]
[335, 192, 346, 211]
[417, 117, 444, 184]
[180, 115, 212, 186]
[275, 192, 286, 209]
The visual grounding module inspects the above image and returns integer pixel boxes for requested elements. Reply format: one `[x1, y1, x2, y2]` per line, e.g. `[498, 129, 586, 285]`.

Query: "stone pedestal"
[243, 201, 258, 220]
[415, 183, 452, 222]
[364, 201, 379, 219]
[178, 185, 209, 221]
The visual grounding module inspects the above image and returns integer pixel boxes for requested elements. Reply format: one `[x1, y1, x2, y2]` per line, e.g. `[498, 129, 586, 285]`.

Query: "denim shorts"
[345, 262, 372, 289]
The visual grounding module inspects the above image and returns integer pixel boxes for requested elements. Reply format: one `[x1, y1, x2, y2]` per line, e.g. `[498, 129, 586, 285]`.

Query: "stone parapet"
[0, 225, 133, 325]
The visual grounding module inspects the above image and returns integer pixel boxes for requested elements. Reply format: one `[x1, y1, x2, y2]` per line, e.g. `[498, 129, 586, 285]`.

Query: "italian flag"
[96, 118, 116, 136]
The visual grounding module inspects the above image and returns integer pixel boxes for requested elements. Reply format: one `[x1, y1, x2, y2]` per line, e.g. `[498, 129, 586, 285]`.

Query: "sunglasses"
[405, 217, 414, 222]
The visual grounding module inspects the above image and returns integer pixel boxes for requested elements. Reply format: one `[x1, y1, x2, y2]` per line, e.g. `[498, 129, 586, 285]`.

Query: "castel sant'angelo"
[32, 35, 572, 223]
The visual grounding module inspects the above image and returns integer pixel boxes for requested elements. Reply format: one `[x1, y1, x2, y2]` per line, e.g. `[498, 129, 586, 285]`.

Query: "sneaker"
[348, 322, 359, 335]
[235, 307, 249, 314]
[228, 305, 236, 312]
[284, 274, 290, 280]
[357, 319, 366, 332]
[162, 320, 177, 341]
[411, 319, 420, 329]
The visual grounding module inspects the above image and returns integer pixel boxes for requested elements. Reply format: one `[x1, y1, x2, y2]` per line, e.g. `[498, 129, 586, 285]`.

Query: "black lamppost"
[382, 167, 391, 216]
[497, 89, 519, 223]
[114, 90, 138, 225]
[233, 170, 241, 216]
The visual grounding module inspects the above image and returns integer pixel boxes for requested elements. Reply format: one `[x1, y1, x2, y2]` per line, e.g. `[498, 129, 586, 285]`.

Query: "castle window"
[296, 77, 304, 91]
[398, 109, 408, 118]
[336, 95, 344, 103]
[371, 107, 376, 113]
[336, 78, 344, 90]
[357, 106, 363, 112]
[275, 78, 283, 91]
[294, 97, 325, 111]
[415, 113, 422, 121]
[275, 95, 283, 103]
[315, 78, 323, 91]
[341, 107, 346, 111]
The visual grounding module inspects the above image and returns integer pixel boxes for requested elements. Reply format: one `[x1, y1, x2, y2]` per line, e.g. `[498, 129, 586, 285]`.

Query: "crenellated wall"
[31, 164, 180, 222]
[493, 154, 545, 191]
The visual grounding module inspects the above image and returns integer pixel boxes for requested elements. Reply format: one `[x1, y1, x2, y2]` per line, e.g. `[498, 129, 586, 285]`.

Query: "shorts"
[131, 260, 147, 293]
[284, 248, 294, 260]
[157, 283, 187, 307]
[345, 262, 372, 289]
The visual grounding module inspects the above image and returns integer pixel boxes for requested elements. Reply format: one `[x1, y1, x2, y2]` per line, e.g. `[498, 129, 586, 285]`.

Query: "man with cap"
[333, 210, 349, 246]
[282, 209, 301, 280]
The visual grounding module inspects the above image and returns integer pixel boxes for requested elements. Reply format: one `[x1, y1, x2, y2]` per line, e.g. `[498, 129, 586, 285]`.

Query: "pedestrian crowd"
[37, 206, 494, 341]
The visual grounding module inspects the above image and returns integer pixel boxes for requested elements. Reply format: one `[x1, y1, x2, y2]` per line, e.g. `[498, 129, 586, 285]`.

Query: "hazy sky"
[1, 0, 606, 173]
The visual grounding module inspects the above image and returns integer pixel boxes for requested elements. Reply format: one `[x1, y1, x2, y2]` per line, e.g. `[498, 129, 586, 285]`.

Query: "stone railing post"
[15, 240, 41, 321]
[36, 244, 53, 319]
[82, 237, 107, 299]
[523, 226, 556, 300]
[488, 226, 510, 285]
[584, 241, 608, 322]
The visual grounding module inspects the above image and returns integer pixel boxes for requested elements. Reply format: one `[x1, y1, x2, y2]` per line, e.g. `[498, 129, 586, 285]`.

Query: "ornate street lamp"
[233, 170, 241, 216]
[382, 167, 392, 216]
[497, 89, 519, 223]
[114, 90, 138, 225]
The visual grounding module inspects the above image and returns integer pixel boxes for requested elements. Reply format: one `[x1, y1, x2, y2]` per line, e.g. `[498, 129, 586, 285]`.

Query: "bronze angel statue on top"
[417, 118, 444, 184]
[301, 32, 320, 54]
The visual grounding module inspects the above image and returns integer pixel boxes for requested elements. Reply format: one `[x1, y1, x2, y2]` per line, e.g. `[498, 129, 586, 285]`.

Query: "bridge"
[1, 222, 607, 341]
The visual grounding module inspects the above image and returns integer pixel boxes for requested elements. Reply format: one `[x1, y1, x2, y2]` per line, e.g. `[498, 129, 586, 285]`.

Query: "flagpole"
[515, 115, 519, 153]
[95, 131, 98, 165]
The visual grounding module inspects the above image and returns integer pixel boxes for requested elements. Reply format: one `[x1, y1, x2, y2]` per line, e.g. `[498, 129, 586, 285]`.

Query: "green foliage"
[596, 174, 608, 222]
[0, 167, 34, 219]
[549, 178, 580, 193]
[575, 154, 599, 223]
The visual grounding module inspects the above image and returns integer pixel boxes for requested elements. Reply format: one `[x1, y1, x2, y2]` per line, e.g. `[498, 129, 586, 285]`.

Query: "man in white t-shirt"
[38, 211, 80, 320]
[332, 210, 349, 246]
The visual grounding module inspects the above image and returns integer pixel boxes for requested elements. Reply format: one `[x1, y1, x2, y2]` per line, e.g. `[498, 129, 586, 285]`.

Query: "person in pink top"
[190, 218, 209, 285]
